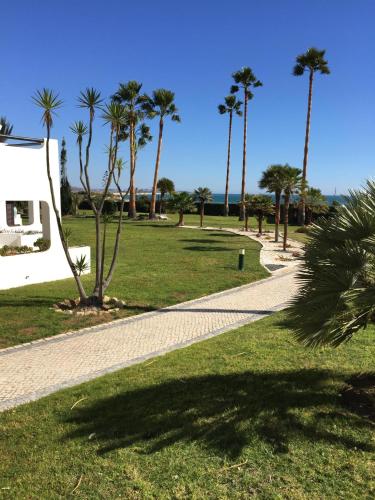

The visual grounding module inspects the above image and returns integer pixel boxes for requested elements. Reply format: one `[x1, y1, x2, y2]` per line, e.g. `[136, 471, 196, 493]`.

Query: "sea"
[211, 193, 345, 205]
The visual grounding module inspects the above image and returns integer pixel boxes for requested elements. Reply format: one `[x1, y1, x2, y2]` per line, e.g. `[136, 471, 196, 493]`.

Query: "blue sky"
[1, 0, 374, 194]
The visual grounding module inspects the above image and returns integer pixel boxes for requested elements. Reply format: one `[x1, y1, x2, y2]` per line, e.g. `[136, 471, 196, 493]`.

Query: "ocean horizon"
[210, 193, 345, 205]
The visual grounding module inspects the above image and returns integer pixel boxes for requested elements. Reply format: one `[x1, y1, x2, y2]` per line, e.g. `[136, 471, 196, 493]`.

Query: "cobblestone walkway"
[0, 268, 298, 411]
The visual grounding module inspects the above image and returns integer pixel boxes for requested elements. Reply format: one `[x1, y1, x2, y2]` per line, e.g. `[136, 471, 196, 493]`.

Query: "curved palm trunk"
[128, 122, 137, 219]
[283, 194, 290, 251]
[45, 125, 87, 301]
[299, 69, 314, 225]
[224, 112, 233, 217]
[149, 118, 164, 219]
[275, 190, 281, 242]
[240, 91, 248, 221]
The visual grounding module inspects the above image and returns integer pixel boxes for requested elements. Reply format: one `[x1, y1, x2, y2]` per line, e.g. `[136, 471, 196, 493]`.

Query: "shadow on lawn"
[183, 246, 233, 252]
[64, 369, 373, 458]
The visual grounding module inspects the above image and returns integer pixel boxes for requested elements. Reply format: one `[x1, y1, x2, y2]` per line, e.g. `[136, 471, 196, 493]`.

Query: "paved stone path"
[0, 229, 301, 412]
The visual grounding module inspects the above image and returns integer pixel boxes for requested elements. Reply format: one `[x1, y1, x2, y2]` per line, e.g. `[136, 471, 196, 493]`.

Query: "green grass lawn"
[0, 217, 267, 349]
[1, 313, 373, 498]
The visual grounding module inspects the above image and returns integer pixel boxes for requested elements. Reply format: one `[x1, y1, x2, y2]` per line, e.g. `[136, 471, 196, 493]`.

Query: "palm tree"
[218, 95, 242, 216]
[288, 179, 375, 347]
[281, 166, 302, 251]
[250, 195, 274, 234]
[0, 116, 13, 142]
[113, 81, 146, 218]
[143, 89, 180, 219]
[194, 187, 213, 227]
[305, 187, 328, 225]
[293, 48, 330, 225]
[259, 165, 288, 242]
[169, 192, 195, 227]
[157, 177, 175, 214]
[231, 67, 262, 220]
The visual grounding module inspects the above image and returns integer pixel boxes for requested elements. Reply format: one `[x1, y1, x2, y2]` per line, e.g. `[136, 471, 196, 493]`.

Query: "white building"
[0, 135, 90, 290]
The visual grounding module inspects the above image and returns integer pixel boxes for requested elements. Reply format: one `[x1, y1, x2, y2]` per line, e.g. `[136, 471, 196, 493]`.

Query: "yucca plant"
[288, 180, 375, 347]
[0, 116, 13, 142]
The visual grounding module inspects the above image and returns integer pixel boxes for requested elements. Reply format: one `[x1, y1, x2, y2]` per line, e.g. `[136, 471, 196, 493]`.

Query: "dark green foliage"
[288, 180, 375, 346]
[33, 238, 51, 252]
[60, 138, 73, 216]
[0, 116, 13, 141]
[102, 199, 118, 216]
[0, 245, 33, 256]
[293, 47, 330, 76]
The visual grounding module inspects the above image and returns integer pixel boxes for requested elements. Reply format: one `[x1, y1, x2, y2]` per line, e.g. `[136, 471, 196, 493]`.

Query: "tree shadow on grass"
[183, 246, 233, 252]
[63, 369, 374, 458]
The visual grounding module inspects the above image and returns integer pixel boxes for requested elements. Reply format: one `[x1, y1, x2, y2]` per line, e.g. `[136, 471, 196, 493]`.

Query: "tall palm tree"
[169, 192, 195, 227]
[218, 95, 242, 216]
[0, 116, 13, 142]
[157, 177, 175, 214]
[305, 187, 327, 225]
[194, 187, 213, 227]
[231, 67, 262, 220]
[259, 165, 288, 242]
[293, 48, 330, 225]
[288, 179, 375, 347]
[281, 166, 302, 251]
[113, 81, 146, 218]
[250, 195, 274, 234]
[143, 89, 180, 219]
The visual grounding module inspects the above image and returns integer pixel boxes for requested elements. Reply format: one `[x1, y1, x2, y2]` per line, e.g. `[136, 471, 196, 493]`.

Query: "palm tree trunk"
[200, 203, 204, 227]
[283, 194, 290, 251]
[224, 112, 233, 217]
[178, 210, 184, 226]
[159, 193, 164, 215]
[245, 214, 249, 232]
[275, 190, 281, 242]
[299, 69, 314, 225]
[128, 122, 137, 219]
[240, 91, 248, 221]
[149, 118, 164, 219]
[258, 216, 262, 234]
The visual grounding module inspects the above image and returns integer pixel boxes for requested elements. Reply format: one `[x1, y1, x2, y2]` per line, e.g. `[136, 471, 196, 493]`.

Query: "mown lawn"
[1, 313, 373, 498]
[0, 217, 267, 348]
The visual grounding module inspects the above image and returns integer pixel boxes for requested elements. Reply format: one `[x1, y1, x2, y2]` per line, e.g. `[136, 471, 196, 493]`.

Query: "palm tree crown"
[218, 95, 242, 116]
[293, 47, 330, 76]
[282, 166, 303, 196]
[259, 165, 288, 194]
[194, 187, 213, 205]
[231, 67, 263, 97]
[143, 89, 180, 121]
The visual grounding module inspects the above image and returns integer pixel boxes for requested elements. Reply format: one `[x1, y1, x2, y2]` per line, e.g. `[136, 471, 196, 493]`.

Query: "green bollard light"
[238, 248, 245, 271]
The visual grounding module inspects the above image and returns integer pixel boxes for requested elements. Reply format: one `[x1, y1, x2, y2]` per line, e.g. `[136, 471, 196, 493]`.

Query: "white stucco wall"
[0, 139, 90, 290]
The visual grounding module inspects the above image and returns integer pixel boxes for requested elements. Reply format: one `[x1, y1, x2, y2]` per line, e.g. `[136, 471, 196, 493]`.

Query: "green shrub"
[0, 245, 34, 256]
[34, 238, 50, 252]
[295, 226, 311, 234]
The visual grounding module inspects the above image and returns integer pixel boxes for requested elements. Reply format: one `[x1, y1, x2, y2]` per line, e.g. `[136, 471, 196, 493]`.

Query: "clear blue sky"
[1, 0, 374, 194]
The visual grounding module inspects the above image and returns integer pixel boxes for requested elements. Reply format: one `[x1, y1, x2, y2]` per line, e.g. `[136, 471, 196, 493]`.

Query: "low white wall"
[0, 232, 43, 250]
[0, 246, 90, 290]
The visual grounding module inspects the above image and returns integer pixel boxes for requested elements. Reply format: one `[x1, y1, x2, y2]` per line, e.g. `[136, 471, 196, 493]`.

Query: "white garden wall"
[0, 139, 90, 290]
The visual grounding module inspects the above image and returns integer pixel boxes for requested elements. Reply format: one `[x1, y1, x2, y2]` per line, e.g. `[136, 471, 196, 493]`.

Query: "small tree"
[282, 166, 302, 250]
[305, 187, 328, 225]
[250, 195, 274, 234]
[259, 165, 287, 242]
[169, 192, 195, 227]
[157, 177, 175, 214]
[60, 137, 73, 216]
[242, 193, 252, 231]
[194, 187, 213, 227]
